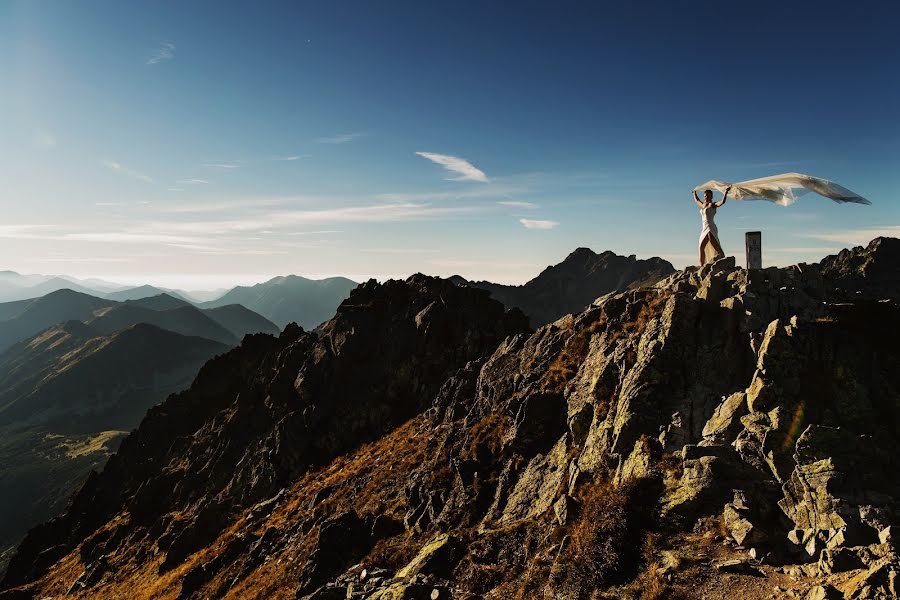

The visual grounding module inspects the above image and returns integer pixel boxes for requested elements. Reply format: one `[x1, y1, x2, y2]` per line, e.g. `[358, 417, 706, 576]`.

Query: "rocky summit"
[2, 240, 900, 599]
[454, 248, 675, 328]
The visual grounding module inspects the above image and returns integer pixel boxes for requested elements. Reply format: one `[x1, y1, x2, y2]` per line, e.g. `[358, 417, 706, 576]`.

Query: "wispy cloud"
[163, 198, 292, 213]
[734, 160, 811, 170]
[176, 178, 211, 185]
[499, 200, 537, 209]
[202, 162, 242, 169]
[519, 218, 559, 230]
[272, 154, 310, 161]
[415, 152, 488, 183]
[316, 132, 367, 144]
[803, 226, 900, 246]
[361, 248, 441, 254]
[102, 160, 153, 183]
[375, 184, 522, 203]
[147, 42, 176, 65]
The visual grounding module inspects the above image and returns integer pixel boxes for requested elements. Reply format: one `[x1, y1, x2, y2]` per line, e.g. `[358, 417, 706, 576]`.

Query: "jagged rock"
[821, 237, 900, 300]
[713, 558, 764, 576]
[396, 533, 461, 579]
[553, 494, 576, 526]
[367, 582, 451, 600]
[498, 436, 570, 523]
[455, 248, 675, 327]
[701, 392, 748, 445]
[837, 561, 900, 599]
[805, 585, 842, 600]
[780, 426, 887, 558]
[299, 586, 348, 600]
[724, 502, 767, 547]
[662, 444, 763, 521]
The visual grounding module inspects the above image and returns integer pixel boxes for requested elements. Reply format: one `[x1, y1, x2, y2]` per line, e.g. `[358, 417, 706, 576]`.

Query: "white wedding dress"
[699, 203, 721, 265]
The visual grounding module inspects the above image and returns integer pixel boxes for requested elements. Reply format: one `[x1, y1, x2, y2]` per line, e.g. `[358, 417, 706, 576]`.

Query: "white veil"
[693, 172, 870, 206]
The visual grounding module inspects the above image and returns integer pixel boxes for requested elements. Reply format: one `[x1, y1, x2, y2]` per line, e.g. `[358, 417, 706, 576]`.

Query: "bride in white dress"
[692, 187, 731, 266]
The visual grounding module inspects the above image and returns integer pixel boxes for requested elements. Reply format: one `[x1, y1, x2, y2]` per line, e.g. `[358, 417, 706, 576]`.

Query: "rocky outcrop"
[455, 247, 675, 326]
[3, 240, 900, 600]
[821, 237, 900, 300]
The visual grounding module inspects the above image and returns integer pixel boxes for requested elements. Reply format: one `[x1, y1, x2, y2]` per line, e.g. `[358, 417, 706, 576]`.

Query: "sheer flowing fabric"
[693, 173, 870, 207]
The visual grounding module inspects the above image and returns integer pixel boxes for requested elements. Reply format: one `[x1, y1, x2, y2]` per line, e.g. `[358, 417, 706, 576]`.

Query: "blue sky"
[1, 1, 898, 287]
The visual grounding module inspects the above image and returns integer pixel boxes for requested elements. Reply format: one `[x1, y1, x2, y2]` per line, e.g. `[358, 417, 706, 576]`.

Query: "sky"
[1, 1, 898, 288]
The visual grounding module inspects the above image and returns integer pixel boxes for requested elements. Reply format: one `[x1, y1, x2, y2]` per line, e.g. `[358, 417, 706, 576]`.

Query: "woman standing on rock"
[693, 186, 730, 266]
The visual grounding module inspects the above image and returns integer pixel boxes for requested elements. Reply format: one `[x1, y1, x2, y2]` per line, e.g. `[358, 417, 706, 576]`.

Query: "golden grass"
[23, 416, 438, 600]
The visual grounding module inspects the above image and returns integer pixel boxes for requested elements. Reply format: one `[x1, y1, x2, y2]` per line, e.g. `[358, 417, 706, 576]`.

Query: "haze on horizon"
[2, 1, 898, 290]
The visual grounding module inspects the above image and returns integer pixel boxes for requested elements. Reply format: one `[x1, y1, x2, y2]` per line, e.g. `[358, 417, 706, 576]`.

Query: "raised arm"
[692, 190, 703, 207]
[715, 186, 731, 207]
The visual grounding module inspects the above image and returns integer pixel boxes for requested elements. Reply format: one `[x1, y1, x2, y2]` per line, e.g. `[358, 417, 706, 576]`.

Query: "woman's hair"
[704, 189, 713, 199]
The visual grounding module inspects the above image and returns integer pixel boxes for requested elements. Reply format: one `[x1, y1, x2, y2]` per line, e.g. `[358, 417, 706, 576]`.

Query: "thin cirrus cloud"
[102, 160, 153, 183]
[498, 200, 537, 209]
[315, 132, 367, 144]
[202, 163, 242, 169]
[271, 154, 311, 161]
[176, 178, 211, 185]
[146, 42, 176, 65]
[415, 152, 489, 183]
[519, 218, 559, 230]
[804, 226, 900, 246]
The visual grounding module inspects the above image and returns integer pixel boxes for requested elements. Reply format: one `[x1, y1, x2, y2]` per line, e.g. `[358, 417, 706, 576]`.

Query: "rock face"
[820, 236, 900, 300]
[3, 241, 900, 600]
[455, 247, 675, 326]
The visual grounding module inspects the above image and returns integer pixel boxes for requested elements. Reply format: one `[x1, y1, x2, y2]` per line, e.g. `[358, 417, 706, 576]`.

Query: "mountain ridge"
[4, 239, 900, 599]
[201, 275, 358, 329]
[453, 247, 675, 326]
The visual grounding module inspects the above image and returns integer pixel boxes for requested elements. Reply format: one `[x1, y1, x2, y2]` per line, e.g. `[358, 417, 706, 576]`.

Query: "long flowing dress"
[699, 203, 722, 266]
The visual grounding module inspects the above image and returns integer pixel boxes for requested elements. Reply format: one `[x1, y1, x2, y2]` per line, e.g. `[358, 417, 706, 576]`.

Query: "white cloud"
[147, 42, 176, 65]
[519, 218, 559, 230]
[102, 160, 153, 183]
[316, 132, 366, 144]
[415, 152, 488, 183]
[499, 200, 537, 209]
[176, 178, 211, 185]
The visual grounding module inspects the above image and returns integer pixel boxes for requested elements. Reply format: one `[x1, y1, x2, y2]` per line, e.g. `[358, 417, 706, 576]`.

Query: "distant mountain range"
[0, 291, 279, 352]
[200, 275, 359, 329]
[0, 272, 359, 330]
[0, 320, 230, 571]
[0, 277, 353, 573]
[451, 248, 675, 326]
